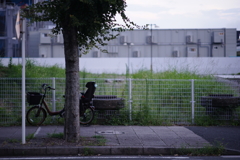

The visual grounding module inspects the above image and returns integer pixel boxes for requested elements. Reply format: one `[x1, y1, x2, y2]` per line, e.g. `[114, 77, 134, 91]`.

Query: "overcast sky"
[116, 0, 240, 30]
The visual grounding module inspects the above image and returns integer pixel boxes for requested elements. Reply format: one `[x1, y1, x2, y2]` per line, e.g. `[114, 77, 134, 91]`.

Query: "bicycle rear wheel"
[26, 106, 47, 126]
[80, 107, 94, 125]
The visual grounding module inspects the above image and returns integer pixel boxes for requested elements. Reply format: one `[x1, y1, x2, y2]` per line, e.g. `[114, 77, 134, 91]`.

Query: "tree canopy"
[24, 0, 141, 52]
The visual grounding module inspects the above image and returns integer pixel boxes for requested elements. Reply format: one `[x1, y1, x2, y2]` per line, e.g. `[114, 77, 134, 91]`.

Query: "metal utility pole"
[21, 18, 26, 144]
[148, 24, 159, 72]
[124, 42, 134, 74]
[150, 25, 153, 72]
[16, 10, 26, 144]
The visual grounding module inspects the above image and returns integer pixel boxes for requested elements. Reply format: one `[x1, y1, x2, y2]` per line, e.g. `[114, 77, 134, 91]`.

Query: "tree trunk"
[62, 25, 80, 142]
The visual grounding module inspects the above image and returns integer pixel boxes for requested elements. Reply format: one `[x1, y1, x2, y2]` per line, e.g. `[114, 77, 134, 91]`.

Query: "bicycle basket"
[27, 92, 43, 105]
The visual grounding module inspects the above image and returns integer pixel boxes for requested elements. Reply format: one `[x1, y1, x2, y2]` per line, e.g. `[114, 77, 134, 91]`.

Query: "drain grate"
[96, 130, 125, 135]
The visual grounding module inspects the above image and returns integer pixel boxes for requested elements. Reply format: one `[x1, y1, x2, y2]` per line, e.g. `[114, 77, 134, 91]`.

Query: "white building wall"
[28, 31, 40, 57]
[39, 45, 50, 57]
[226, 29, 237, 57]
[30, 28, 237, 58]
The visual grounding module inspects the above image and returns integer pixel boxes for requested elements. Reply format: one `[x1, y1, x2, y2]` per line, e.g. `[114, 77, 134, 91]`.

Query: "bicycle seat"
[81, 82, 96, 103]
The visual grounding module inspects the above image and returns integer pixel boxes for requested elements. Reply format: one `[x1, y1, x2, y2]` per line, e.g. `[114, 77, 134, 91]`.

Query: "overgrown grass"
[91, 135, 106, 146]
[47, 132, 64, 139]
[7, 138, 19, 143]
[0, 58, 215, 79]
[178, 141, 225, 156]
[0, 58, 239, 126]
[1, 59, 65, 78]
[195, 115, 240, 126]
[0, 58, 126, 79]
[47, 132, 106, 147]
[132, 69, 214, 80]
[26, 133, 35, 142]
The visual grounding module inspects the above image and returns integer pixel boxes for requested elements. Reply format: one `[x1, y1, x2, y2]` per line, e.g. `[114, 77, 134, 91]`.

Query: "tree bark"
[62, 25, 80, 142]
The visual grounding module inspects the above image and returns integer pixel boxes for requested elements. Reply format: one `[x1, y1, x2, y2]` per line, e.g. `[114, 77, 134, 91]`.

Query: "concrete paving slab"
[0, 126, 38, 142]
[80, 127, 96, 137]
[161, 137, 186, 147]
[117, 135, 142, 146]
[104, 137, 119, 146]
[140, 136, 166, 146]
[0, 125, 218, 156]
[34, 126, 63, 138]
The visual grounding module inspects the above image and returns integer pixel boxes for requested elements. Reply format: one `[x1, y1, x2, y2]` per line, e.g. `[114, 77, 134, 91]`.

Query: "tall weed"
[1, 61, 239, 126]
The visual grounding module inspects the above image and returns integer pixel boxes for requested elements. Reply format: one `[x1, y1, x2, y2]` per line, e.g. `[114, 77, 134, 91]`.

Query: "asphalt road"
[186, 126, 240, 152]
[1, 156, 240, 160]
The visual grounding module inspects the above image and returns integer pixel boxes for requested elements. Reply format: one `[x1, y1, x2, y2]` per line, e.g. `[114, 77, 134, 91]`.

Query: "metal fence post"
[128, 78, 132, 121]
[191, 79, 195, 124]
[21, 18, 26, 144]
[52, 77, 56, 112]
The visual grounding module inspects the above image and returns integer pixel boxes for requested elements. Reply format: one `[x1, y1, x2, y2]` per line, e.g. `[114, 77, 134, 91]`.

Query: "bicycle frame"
[41, 100, 65, 116]
[39, 83, 94, 117]
[26, 82, 96, 126]
[36, 83, 65, 117]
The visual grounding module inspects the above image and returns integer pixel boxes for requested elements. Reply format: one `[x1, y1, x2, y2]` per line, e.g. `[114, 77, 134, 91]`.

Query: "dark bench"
[92, 95, 125, 123]
[200, 94, 240, 117]
[93, 95, 125, 110]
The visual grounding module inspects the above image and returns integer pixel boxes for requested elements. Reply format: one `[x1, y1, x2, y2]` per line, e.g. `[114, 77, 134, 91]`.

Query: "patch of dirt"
[1, 136, 105, 148]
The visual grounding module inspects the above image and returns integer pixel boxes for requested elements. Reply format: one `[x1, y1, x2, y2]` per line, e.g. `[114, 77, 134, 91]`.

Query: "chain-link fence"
[0, 77, 239, 126]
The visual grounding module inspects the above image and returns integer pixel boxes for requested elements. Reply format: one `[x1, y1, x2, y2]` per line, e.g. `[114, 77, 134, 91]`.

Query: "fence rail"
[0, 78, 239, 126]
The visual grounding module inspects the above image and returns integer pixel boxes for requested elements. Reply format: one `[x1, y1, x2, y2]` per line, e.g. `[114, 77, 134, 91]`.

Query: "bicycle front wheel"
[26, 106, 47, 126]
[80, 107, 94, 125]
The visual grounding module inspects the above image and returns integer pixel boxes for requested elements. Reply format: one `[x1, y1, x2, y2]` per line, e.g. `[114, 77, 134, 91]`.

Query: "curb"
[1, 146, 240, 156]
[223, 148, 240, 155]
[0, 146, 189, 156]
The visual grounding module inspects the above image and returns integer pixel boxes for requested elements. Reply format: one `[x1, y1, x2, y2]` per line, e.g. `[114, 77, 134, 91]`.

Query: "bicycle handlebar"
[41, 83, 55, 91]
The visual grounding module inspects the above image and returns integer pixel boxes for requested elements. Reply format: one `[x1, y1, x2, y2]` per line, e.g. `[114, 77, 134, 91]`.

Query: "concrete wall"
[1, 57, 239, 75]
[32, 28, 237, 58]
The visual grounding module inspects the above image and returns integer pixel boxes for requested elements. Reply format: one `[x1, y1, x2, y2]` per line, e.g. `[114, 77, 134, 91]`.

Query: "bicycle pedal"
[59, 113, 64, 117]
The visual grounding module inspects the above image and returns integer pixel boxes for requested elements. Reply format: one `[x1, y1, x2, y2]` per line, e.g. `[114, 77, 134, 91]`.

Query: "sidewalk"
[0, 125, 220, 156]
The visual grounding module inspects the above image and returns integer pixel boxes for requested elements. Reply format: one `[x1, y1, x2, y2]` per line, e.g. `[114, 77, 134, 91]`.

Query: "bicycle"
[26, 82, 96, 126]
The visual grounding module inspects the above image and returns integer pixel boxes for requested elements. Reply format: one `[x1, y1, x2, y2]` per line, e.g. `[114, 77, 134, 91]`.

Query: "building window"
[42, 33, 48, 37]
[0, 39, 5, 57]
[0, 11, 6, 36]
[6, 0, 33, 6]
